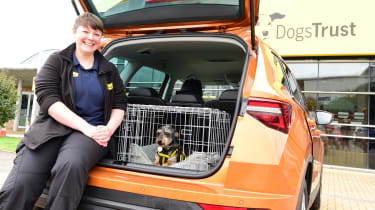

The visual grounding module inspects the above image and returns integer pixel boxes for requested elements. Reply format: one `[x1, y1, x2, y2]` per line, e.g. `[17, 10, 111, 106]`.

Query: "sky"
[0, 0, 78, 66]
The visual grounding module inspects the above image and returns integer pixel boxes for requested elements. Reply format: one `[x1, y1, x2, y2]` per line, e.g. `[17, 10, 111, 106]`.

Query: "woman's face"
[73, 25, 102, 55]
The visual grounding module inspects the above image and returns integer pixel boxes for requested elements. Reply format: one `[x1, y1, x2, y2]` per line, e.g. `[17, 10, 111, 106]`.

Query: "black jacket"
[23, 43, 127, 150]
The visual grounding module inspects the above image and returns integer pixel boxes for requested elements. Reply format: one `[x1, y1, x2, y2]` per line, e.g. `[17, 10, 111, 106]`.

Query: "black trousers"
[0, 131, 108, 210]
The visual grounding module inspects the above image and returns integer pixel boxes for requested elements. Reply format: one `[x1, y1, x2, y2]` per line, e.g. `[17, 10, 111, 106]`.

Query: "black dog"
[153, 125, 186, 166]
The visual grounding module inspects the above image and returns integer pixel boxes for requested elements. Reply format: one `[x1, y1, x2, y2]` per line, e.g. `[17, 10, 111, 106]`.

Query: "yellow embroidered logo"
[107, 83, 113, 90]
[72, 72, 79, 77]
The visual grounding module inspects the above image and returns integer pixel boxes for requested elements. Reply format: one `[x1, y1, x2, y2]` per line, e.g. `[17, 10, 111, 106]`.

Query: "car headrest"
[171, 93, 201, 104]
[129, 87, 159, 98]
[180, 79, 203, 97]
[219, 89, 238, 101]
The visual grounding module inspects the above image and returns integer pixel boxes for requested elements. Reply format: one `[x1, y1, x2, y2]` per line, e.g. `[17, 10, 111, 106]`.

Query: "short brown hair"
[73, 12, 104, 33]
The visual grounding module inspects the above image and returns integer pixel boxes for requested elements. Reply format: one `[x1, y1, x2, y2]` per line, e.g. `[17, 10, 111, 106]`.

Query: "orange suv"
[37, 0, 333, 209]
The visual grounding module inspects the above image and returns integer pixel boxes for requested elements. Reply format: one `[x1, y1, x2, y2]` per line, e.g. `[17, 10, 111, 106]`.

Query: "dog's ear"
[174, 131, 179, 139]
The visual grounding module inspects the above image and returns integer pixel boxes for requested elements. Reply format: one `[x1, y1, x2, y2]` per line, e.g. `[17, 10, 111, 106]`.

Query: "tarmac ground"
[0, 150, 374, 209]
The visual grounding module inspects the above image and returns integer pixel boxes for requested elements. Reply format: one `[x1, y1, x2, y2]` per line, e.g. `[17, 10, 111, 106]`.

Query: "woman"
[0, 13, 126, 210]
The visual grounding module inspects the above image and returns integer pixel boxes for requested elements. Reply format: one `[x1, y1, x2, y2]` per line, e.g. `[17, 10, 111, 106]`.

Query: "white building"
[0, 49, 57, 132]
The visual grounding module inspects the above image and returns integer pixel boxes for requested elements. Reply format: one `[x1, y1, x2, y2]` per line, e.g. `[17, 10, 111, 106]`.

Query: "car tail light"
[199, 204, 268, 210]
[246, 97, 292, 134]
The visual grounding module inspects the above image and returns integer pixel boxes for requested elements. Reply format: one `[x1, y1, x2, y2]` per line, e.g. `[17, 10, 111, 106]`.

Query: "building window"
[19, 93, 33, 128]
[287, 60, 374, 169]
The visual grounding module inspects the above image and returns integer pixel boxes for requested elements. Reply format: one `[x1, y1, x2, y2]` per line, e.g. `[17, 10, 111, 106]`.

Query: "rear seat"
[128, 87, 165, 105]
[205, 89, 238, 118]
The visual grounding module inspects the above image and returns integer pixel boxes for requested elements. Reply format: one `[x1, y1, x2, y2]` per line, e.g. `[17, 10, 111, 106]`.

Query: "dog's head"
[155, 125, 179, 148]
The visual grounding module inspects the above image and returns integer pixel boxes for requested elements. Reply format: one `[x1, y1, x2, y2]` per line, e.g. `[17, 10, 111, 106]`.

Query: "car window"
[172, 80, 234, 101]
[281, 61, 309, 111]
[266, 51, 309, 112]
[89, 0, 240, 18]
[127, 66, 167, 95]
[110, 57, 128, 82]
[270, 52, 290, 90]
[109, 57, 167, 95]
[202, 84, 234, 101]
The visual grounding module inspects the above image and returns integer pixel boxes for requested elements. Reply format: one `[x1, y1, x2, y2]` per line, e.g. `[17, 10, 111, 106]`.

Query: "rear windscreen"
[84, 0, 243, 28]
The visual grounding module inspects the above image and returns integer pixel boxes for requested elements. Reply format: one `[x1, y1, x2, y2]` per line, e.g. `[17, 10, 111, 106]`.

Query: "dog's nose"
[157, 140, 162, 146]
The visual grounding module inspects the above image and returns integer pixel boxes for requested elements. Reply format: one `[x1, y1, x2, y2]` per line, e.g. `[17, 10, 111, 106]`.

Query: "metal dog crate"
[116, 104, 231, 171]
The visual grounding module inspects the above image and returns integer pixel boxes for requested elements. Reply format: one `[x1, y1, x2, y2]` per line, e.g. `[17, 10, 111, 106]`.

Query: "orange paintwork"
[78, 0, 323, 209]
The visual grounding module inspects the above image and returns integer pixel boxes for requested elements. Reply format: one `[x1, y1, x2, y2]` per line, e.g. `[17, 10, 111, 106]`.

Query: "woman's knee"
[17, 172, 49, 190]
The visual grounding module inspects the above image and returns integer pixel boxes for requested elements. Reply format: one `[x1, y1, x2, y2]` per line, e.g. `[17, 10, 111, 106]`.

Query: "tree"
[0, 71, 17, 127]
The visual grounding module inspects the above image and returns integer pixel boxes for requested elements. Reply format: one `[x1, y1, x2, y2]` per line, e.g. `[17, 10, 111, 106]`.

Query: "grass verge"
[0, 137, 21, 152]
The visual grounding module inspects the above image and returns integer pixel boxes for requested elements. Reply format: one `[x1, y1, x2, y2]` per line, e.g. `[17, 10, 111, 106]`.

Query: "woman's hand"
[81, 124, 97, 138]
[48, 102, 106, 147]
[80, 124, 107, 147]
[47, 102, 124, 147]
[89, 109, 125, 147]
[91, 125, 113, 147]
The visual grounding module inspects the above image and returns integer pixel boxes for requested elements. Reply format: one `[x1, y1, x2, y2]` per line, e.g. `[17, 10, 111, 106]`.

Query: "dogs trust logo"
[257, 12, 357, 42]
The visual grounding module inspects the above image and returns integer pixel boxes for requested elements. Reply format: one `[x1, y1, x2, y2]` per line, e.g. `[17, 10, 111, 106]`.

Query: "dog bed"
[128, 143, 220, 171]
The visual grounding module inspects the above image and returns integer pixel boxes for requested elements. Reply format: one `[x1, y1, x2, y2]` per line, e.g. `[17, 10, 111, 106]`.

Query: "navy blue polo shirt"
[72, 53, 104, 126]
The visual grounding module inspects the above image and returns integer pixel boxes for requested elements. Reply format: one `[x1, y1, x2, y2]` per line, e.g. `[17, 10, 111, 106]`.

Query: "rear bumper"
[36, 186, 202, 210]
[81, 186, 202, 210]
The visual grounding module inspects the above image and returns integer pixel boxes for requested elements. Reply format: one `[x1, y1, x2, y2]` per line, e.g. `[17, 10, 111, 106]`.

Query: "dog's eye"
[165, 133, 171, 137]
[156, 131, 161, 135]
